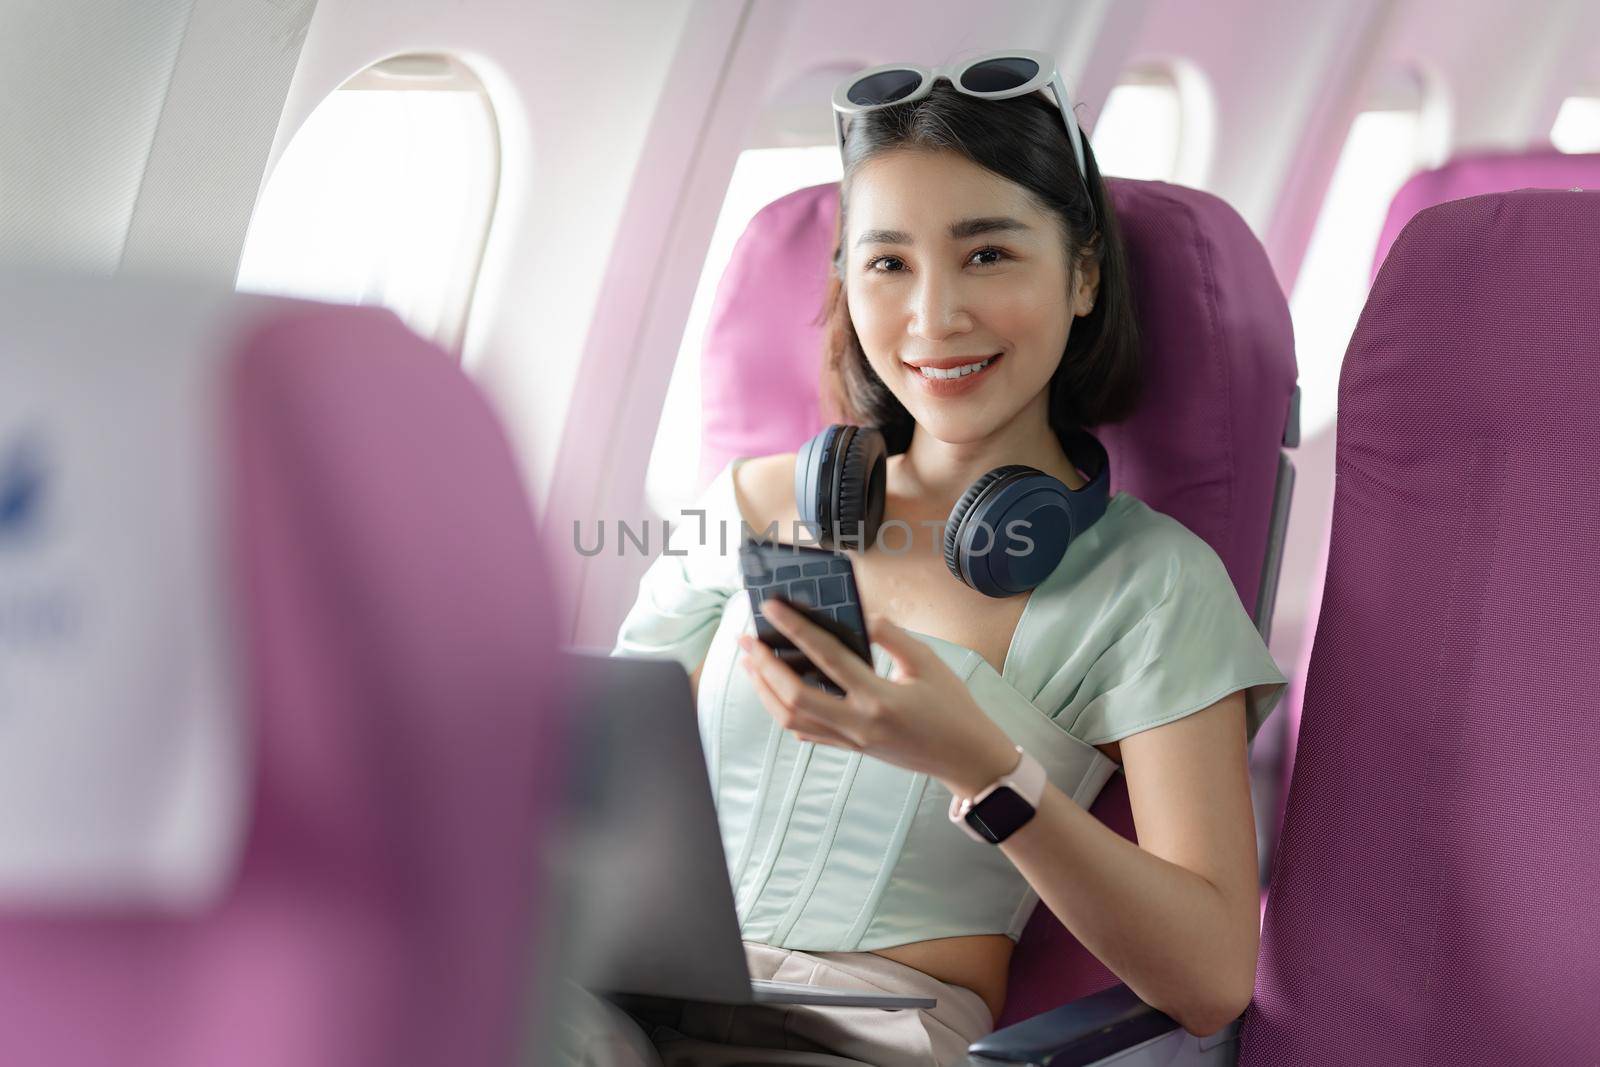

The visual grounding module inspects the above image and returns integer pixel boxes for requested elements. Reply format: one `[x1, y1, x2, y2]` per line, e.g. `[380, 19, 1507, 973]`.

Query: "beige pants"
[551, 940, 995, 1066]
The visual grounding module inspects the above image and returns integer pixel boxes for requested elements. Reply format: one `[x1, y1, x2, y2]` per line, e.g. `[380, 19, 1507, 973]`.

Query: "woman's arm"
[689, 659, 705, 705]
[980, 692, 1260, 1037]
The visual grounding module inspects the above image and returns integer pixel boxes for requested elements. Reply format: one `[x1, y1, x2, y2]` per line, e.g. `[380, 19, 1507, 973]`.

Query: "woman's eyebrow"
[854, 216, 1031, 247]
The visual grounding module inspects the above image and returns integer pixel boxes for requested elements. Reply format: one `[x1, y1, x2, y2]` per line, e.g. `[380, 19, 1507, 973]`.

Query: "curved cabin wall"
[0, 0, 315, 277]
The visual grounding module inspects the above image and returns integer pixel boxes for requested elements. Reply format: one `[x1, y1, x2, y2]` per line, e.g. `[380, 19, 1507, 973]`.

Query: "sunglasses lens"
[959, 57, 1040, 93]
[847, 69, 922, 106]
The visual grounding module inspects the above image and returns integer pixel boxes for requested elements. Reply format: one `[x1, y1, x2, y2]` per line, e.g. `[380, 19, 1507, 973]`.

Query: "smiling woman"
[844, 163, 1090, 420]
[822, 119, 1140, 463]
[592, 69, 1288, 1067]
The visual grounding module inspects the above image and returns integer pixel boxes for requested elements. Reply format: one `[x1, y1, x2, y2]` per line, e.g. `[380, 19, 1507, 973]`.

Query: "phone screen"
[739, 538, 872, 695]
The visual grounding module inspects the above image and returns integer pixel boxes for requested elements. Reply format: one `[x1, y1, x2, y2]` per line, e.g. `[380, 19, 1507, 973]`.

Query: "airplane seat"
[1270, 147, 1600, 891]
[1237, 187, 1600, 1065]
[1373, 149, 1600, 277]
[695, 179, 1298, 1058]
[0, 278, 571, 1066]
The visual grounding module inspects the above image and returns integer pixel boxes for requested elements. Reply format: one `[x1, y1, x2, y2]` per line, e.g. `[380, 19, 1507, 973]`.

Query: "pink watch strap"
[947, 746, 1046, 843]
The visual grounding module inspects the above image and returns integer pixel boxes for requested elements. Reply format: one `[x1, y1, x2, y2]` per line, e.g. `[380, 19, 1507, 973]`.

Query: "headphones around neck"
[793, 424, 1112, 598]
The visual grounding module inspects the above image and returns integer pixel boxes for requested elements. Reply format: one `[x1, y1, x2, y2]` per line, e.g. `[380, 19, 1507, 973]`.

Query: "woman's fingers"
[760, 597, 880, 692]
[740, 633, 883, 748]
[865, 613, 934, 681]
[740, 631, 831, 710]
[741, 653, 858, 750]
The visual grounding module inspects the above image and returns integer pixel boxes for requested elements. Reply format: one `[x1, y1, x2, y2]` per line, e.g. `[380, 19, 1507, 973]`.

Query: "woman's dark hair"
[819, 80, 1141, 455]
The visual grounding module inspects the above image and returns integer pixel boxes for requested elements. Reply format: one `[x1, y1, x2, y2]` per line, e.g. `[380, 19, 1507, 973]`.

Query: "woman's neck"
[897, 406, 1087, 505]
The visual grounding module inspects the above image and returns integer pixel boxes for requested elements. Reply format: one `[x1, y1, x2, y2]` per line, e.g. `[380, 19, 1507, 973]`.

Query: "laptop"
[549, 649, 935, 1011]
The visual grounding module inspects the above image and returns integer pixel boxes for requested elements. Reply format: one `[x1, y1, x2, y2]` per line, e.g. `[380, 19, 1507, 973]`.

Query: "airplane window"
[1092, 63, 1213, 186]
[235, 54, 500, 356]
[1289, 102, 1429, 438]
[1551, 95, 1600, 154]
[643, 145, 842, 520]
[1093, 69, 1182, 182]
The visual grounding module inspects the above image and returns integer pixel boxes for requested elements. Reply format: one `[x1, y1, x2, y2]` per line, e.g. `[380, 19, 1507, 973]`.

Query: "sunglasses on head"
[831, 49, 1094, 219]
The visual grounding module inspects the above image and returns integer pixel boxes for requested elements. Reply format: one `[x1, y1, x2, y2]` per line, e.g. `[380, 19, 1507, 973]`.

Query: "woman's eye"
[865, 247, 1009, 273]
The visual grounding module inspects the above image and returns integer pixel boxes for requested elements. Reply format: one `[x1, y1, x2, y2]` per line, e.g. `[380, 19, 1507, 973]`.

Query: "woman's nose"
[908, 272, 973, 340]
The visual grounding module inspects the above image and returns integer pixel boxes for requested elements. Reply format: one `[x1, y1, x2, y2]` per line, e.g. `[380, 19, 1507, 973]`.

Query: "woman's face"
[843, 148, 1098, 445]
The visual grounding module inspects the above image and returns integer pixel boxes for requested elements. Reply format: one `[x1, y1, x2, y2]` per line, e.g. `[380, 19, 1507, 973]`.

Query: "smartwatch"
[948, 746, 1046, 845]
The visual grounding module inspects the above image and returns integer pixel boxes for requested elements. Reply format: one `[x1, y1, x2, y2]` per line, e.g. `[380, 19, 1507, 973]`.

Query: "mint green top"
[610, 457, 1288, 951]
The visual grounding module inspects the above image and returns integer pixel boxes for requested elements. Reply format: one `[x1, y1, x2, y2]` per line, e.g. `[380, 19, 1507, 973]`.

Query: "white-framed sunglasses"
[830, 50, 1092, 206]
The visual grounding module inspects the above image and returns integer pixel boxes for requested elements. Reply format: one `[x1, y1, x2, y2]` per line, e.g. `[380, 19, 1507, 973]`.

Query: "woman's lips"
[905, 353, 1003, 397]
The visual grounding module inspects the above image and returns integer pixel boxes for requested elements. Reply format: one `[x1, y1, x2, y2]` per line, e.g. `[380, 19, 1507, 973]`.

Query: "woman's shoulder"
[1101, 491, 1241, 600]
[727, 452, 799, 535]
[1034, 490, 1286, 745]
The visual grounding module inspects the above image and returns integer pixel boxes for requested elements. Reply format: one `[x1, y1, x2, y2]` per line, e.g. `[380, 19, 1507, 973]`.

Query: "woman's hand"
[735, 597, 1019, 798]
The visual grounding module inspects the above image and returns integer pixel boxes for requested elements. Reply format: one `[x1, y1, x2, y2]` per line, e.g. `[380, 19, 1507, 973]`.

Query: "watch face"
[965, 785, 1036, 844]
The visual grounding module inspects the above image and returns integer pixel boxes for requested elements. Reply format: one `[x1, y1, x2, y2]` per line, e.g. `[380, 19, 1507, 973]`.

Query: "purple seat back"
[698, 180, 1296, 1024]
[1269, 152, 1600, 905]
[0, 297, 569, 1066]
[1373, 150, 1600, 277]
[1241, 190, 1600, 1064]
[699, 186, 839, 489]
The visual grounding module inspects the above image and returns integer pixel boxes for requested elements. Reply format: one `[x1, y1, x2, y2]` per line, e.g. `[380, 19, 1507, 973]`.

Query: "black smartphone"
[739, 538, 872, 696]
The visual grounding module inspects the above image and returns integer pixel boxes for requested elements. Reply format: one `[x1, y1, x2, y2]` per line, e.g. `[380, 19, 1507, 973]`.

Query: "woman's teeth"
[918, 356, 995, 380]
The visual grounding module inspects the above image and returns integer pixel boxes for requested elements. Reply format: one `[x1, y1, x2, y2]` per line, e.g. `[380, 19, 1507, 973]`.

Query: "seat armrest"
[965, 982, 1184, 1065]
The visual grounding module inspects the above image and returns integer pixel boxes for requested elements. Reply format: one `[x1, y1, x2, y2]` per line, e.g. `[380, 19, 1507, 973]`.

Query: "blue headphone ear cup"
[943, 465, 1033, 585]
[836, 427, 887, 549]
[795, 425, 847, 543]
[943, 473, 997, 584]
